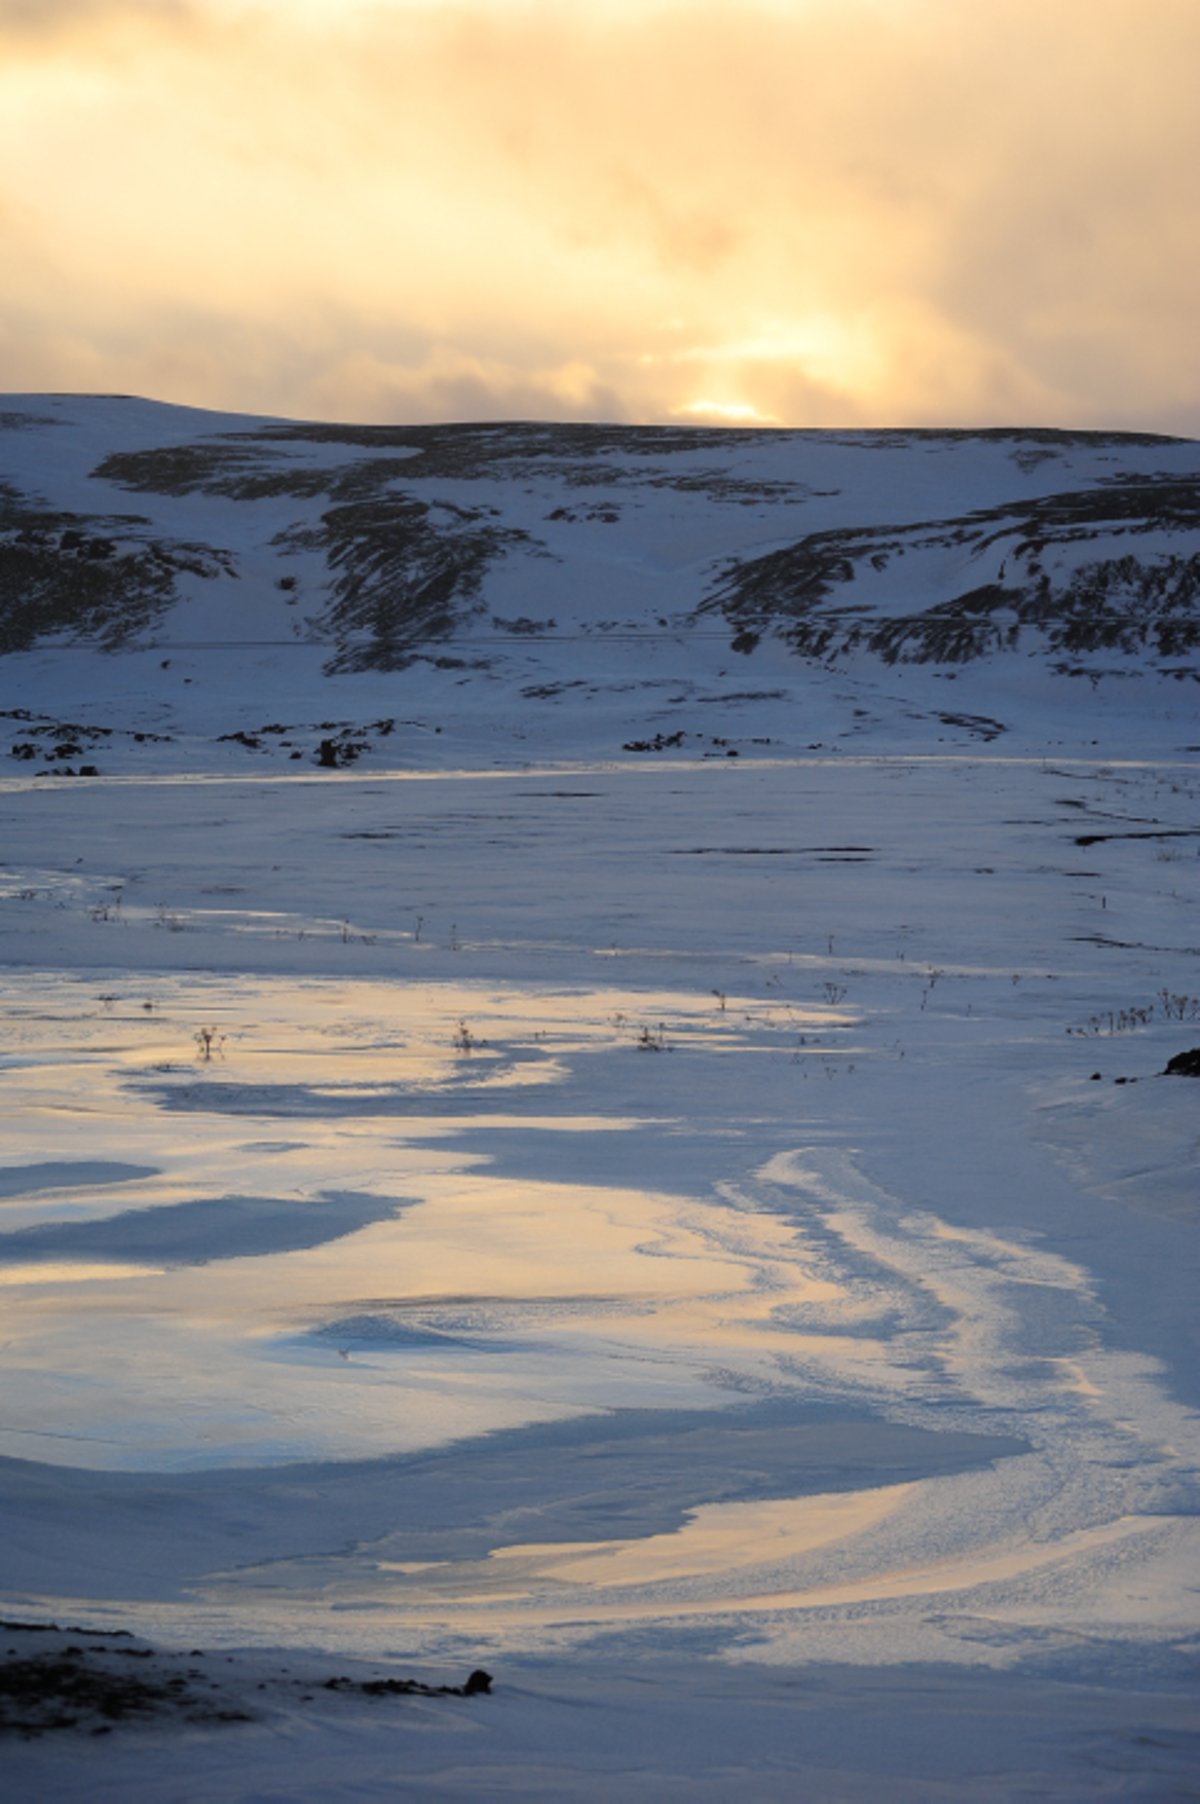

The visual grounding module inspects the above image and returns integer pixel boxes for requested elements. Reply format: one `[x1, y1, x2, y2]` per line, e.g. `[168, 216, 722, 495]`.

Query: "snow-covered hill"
[1, 396, 1198, 772]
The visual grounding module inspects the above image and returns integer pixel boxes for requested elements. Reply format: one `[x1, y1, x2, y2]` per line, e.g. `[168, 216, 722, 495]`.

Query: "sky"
[0, 0, 1197, 431]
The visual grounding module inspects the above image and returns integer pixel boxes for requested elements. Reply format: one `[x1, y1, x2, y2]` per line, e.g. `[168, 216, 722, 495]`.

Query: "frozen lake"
[2, 753, 1198, 1793]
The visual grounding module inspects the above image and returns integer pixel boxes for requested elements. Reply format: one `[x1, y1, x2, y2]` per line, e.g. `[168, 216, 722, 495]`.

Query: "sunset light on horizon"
[1, 0, 1197, 431]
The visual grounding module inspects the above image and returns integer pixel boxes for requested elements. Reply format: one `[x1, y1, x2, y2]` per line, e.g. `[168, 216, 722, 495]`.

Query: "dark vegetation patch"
[492, 614, 557, 634]
[695, 690, 788, 703]
[250, 420, 1184, 469]
[325, 1671, 491, 1699]
[316, 733, 365, 767]
[96, 442, 541, 670]
[0, 483, 234, 653]
[94, 442, 333, 501]
[4, 709, 173, 771]
[624, 730, 686, 751]
[670, 845, 873, 858]
[319, 504, 528, 671]
[704, 477, 1200, 667]
[0, 411, 60, 432]
[274, 486, 537, 673]
[1164, 1048, 1200, 1077]
[1075, 828, 1200, 846]
[522, 679, 588, 698]
[641, 473, 824, 503]
[0, 709, 169, 742]
[211, 716, 414, 766]
[80, 422, 1200, 528]
[546, 503, 621, 523]
[0, 1622, 490, 1740]
[249, 419, 785, 472]
[0, 1650, 247, 1738]
[1067, 993, 1200, 1036]
[66, 422, 1200, 674]
[935, 711, 1007, 741]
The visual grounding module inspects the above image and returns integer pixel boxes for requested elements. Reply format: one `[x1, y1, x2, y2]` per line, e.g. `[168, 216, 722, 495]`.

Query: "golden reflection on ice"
[1054, 1358, 1103, 1400]
[365, 1496, 1160, 1628]
[18, 975, 840, 1093]
[397, 1484, 914, 1598]
[0, 970, 850, 1463]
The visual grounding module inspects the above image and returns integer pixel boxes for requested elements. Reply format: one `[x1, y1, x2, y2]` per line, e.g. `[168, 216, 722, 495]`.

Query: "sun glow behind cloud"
[0, 0, 1196, 429]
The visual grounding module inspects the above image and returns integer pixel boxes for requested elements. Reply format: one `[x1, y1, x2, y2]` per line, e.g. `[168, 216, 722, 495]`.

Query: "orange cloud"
[0, 0, 1196, 430]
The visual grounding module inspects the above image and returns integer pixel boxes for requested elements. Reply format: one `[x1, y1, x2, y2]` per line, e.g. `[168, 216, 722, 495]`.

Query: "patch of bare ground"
[0, 1621, 491, 1740]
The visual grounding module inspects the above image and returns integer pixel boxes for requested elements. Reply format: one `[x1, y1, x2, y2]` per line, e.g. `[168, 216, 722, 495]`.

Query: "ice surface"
[0, 399, 1198, 1798]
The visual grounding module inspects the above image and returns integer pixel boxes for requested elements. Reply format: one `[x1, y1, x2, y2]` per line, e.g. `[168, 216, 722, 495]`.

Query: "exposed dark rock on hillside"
[704, 478, 1200, 666]
[1, 403, 1195, 680]
[0, 483, 233, 654]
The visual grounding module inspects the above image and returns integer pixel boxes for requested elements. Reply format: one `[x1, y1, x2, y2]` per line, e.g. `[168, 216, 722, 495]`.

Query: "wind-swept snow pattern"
[0, 399, 1198, 1799]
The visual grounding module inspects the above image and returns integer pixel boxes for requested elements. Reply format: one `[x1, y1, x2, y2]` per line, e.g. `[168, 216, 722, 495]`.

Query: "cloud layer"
[1, 0, 1196, 429]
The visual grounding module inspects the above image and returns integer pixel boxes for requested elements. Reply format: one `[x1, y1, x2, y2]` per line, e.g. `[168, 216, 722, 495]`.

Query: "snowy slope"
[1, 396, 1198, 774]
[0, 399, 1198, 1800]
